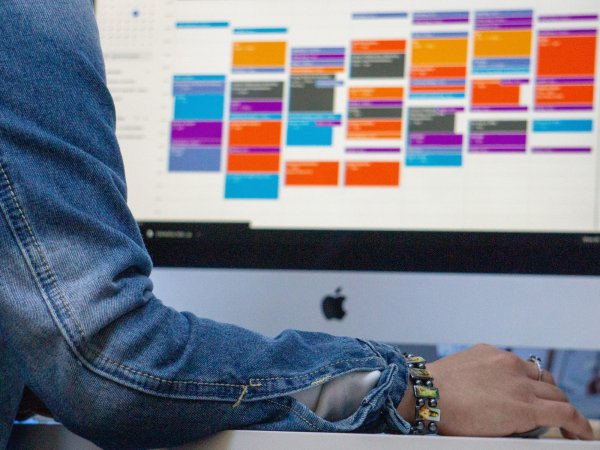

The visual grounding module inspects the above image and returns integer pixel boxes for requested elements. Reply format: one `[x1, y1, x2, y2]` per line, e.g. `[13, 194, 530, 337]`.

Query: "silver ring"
[528, 355, 543, 381]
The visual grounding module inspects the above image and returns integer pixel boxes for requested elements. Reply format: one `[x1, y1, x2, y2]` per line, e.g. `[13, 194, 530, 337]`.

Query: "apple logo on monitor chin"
[322, 287, 346, 320]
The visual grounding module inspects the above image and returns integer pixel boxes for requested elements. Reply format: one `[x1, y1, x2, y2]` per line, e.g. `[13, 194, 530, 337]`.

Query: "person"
[0, 1, 593, 448]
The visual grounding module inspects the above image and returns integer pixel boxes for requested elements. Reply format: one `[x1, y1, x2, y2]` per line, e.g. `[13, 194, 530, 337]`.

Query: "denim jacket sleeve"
[0, 1, 411, 448]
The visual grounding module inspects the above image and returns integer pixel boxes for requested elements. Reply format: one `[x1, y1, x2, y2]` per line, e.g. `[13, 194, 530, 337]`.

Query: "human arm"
[0, 1, 593, 447]
[0, 1, 411, 447]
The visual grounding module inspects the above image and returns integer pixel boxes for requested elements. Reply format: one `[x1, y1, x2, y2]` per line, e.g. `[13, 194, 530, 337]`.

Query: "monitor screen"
[95, 0, 600, 417]
[96, 0, 600, 275]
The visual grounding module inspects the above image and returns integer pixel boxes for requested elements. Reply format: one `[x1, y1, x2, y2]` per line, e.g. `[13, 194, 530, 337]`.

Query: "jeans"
[0, 1, 410, 448]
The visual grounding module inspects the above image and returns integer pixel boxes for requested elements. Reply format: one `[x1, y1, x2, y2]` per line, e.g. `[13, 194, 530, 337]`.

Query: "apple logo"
[322, 287, 346, 320]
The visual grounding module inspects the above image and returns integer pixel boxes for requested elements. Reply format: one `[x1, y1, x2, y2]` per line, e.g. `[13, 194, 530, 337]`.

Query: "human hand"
[397, 344, 593, 440]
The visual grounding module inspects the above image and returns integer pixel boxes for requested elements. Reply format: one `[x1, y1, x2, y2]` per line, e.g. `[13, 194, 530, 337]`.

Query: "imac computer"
[95, 0, 600, 416]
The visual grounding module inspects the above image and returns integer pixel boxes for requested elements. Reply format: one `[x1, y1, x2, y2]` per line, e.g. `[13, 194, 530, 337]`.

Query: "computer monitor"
[94, 0, 600, 383]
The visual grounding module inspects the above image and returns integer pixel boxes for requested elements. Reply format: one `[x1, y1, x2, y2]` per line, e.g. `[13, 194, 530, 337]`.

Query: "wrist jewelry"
[403, 353, 440, 435]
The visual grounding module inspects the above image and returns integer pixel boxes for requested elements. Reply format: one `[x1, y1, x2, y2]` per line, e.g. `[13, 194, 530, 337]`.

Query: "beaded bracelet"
[403, 353, 441, 435]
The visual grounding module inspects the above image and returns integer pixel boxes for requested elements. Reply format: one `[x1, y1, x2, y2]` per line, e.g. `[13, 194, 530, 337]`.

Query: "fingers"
[522, 358, 556, 388]
[522, 356, 544, 382]
[533, 382, 568, 403]
[534, 376, 592, 441]
[526, 363, 591, 440]
[560, 428, 578, 440]
[534, 399, 594, 440]
[541, 369, 557, 386]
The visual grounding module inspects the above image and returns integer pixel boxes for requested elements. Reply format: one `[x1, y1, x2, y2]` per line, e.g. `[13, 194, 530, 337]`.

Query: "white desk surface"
[8, 425, 600, 449]
[185, 430, 600, 450]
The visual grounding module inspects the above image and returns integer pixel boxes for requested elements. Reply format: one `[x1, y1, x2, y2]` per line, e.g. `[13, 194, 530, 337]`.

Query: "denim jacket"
[0, 1, 410, 448]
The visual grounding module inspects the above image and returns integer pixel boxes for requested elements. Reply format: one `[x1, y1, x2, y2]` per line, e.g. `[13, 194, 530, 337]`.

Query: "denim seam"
[0, 160, 251, 395]
[0, 160, 391, 401]
[88, 346, 246, 387]
[249, 356, 382, 382]
[89, 345, 381, 388]
[265, 399, 320, 431]
[0, 161, 86, 345]
[357, 339, 386, 359]
[0, 161, 229, 393]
